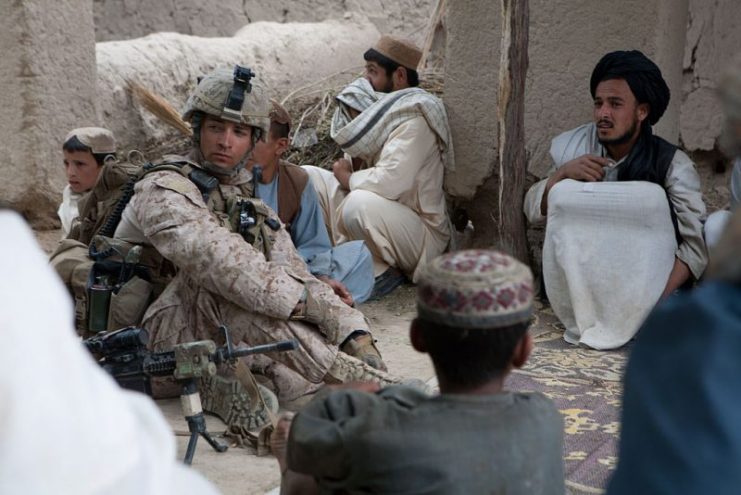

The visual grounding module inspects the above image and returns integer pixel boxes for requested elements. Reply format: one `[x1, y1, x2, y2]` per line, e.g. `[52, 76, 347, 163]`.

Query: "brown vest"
[276, 160, 309, 231]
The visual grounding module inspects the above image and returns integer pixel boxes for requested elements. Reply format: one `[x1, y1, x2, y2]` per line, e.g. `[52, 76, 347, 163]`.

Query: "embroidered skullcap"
[417, 250, 534, 329]
[64, 127, 116, 154]
[365, 35, 422, 71]
[269, 99, 292, 128]
[590, 50, 670, 126]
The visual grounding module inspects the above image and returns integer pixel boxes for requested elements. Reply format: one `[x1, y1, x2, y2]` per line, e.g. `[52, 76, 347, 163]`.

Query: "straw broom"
[127, 81, 193, 137]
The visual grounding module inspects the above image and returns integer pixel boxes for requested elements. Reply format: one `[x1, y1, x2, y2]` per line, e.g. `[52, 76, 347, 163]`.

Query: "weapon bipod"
[180, 378, 227, 465]
[171, 326, 298, 464]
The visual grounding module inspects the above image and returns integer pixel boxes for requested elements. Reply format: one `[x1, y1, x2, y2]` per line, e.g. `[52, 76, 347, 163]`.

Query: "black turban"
[589, 50, 670, 126]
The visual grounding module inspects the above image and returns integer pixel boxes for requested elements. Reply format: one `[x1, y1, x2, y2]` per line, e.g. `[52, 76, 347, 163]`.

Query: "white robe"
[542, 180, 677, 349]
[57, 184, 83, 237]
[0, 210, 219, 495]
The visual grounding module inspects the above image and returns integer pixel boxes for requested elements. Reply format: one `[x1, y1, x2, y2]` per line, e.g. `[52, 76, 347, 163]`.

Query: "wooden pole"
[496, 0, 529, 262]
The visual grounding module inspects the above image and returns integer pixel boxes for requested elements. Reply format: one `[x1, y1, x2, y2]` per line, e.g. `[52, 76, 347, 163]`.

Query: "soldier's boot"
[324, 351, 402, 387]
[340, 332, 387, 371]
[200, 374, 279, 432]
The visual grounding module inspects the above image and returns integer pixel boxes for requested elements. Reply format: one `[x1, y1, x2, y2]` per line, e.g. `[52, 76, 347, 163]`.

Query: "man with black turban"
[523, 50, 707, 350]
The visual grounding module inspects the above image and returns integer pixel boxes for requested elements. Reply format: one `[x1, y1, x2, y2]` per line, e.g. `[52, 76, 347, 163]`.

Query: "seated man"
[524, 50, 707, 350]
[273, 250, 565, 495]
[248, 100, 374, 306]
[58, 127, 116, 237]
[704, 59, 741, 248]
[304, 35, 453, 297]
[54, 67, 399, 433]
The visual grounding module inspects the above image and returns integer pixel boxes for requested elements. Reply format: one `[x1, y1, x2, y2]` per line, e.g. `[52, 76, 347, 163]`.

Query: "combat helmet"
[182, 65, 271, 144]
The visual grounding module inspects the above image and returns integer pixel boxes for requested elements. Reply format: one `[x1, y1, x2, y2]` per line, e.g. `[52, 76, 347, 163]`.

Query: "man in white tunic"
[305, 36, 453, 298]
[524, 50, 707, 349]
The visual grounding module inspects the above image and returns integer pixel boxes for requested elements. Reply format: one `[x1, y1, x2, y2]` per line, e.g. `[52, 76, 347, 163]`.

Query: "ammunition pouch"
[51, 237, 156, 337]
[85, 259, 153, 338]
[50, 239, 95, 335]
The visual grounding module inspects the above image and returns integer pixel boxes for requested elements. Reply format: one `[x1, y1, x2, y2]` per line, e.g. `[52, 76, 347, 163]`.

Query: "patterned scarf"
[331, 78, 455, 172]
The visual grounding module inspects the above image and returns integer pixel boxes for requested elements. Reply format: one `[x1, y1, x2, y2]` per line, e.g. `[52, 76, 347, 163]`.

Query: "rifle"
[84, 325, 297, 464]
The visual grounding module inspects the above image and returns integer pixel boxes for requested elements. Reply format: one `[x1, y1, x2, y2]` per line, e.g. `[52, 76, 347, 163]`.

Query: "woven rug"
[506, 307, 630, 494]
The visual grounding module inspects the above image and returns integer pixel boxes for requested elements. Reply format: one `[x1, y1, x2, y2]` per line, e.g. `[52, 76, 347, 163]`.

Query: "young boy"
[273, 249, 565, 494]
[58, 127, 116, 236]
[248, 101, 375, 307]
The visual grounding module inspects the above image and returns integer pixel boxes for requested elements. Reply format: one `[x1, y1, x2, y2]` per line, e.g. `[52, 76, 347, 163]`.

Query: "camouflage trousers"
[241, 353, 322, 402]
[142, 275, 366, 389]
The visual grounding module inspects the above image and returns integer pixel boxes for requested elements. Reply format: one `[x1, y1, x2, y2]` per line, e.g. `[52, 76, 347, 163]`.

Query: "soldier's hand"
[556, 154, 610, 182]
[319, 276, 354, 307]
[292, 288, 341, 343]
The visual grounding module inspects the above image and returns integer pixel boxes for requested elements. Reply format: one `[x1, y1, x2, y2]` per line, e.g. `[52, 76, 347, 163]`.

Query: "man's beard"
[381, 79, 394, 93]
[597, 119, 639, 147]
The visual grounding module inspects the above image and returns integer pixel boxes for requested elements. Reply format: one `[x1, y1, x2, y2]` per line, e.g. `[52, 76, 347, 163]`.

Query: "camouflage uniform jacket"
[114, 156, 368, 346]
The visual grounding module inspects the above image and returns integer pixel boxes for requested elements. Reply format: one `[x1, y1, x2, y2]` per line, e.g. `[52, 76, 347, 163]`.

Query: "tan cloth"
[342, 189, 447, 279]
[371, 35, 422, 70]
[65, 127, 116, 154]
[306, 116, 450, 281]
[524, 123, 708, 279]
[115, 166, 369, 384]
[303, 165, 347, 246]
[331, 79, 455, 174]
